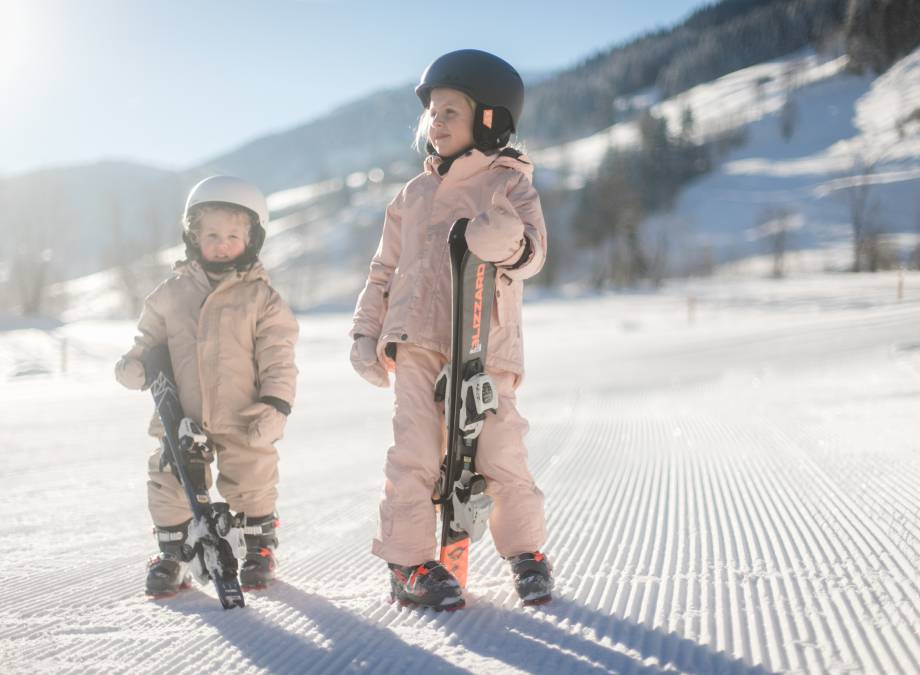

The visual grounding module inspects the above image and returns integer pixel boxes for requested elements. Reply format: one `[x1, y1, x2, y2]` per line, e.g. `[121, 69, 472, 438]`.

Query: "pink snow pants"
[372, 343, 546, 566]
[147, 430, 279, 527]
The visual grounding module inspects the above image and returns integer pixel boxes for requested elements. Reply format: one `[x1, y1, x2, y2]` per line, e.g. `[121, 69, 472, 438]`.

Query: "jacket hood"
[173, 259, 270, 285]
[424, 149, 534, 183]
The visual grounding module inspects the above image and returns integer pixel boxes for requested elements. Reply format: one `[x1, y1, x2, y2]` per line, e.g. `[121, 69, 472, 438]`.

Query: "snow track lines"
[1, 274, 918, 673]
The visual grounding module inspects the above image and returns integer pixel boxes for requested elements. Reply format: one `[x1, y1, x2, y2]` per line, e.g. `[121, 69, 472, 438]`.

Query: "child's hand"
[466, 191, 525, 263]
[240, 402, 287, 447]
[350, 336, 390, 388]
[114, 357, 148, 390]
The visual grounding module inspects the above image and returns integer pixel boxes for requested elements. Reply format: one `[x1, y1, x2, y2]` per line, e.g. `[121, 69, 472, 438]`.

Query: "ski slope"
[1, 272, 919, 674]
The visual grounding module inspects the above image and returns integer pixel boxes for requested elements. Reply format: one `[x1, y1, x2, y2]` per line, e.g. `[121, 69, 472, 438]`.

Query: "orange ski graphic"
[439, 537, 469, 588]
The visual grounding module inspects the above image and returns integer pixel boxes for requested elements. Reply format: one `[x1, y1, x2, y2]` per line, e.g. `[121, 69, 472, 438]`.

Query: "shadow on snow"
[169, 582, 776, 674]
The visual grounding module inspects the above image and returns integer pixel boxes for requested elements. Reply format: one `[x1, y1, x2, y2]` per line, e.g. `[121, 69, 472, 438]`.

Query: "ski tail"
[144, 343, 246, 610]
[439, 537, 469, 588]
[216, 577, 245, 608]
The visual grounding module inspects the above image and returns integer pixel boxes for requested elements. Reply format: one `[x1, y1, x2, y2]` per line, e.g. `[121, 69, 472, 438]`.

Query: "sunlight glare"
[0, 2, 33, 90]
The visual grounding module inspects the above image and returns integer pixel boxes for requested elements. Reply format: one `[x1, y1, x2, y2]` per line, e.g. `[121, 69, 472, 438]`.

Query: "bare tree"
[12, 247, 54, 315]
[753, 75, 771, 116]
[843, 149, 883, 272]
[6, 179, 60, 315]
[750, 207, 802, 279]
[105, 193, 163, 318]
[680, 105, 695, 140]
[780, 95, 798, 141]
[779, 61, 801, 142]
[817, 140, 893, 272]
[911, 197, 920, 270]
[108, 196, 138, 315]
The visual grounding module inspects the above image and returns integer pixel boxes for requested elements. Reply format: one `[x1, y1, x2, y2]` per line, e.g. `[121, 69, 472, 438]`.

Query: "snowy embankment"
[1, 272, 918, 673]
[645, 48, 920, 265]
[535, 47, 920, 270]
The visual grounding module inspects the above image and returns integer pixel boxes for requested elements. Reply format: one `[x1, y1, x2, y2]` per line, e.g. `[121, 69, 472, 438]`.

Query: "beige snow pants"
[372, 343, 546, 566]
[147, 427, 279, 527]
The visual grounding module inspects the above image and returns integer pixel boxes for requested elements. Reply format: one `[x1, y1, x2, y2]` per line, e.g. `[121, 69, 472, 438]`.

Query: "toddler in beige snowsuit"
[350, 49, 554, 609]
[115, 175, 298, 596]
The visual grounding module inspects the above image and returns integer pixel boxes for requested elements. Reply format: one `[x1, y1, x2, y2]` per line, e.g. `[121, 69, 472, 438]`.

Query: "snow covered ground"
[1, 272, 919, 674]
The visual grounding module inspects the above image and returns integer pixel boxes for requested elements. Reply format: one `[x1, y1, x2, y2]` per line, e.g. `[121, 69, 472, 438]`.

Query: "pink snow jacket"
[118, 260, 298, 436]
[350, 149, 547, 376]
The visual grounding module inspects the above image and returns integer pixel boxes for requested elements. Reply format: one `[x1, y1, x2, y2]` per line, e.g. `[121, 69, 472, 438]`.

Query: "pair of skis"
[435, 219, 500, 587]
[144, 218, 496, 606]
[145, 345, 247, 609]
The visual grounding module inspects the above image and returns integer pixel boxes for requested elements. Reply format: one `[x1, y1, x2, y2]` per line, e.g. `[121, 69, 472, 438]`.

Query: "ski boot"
[389, 560, 465, 611]
[508, 551, 554, 606]
[239, 513, 279, 590]
[146, 521, 192, 598]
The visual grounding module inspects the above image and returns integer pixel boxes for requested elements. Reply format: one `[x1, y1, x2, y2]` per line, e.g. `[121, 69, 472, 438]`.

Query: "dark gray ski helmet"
[416, 49, 524, 132]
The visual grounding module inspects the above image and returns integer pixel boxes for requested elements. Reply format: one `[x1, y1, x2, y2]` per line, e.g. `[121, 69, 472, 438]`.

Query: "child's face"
[197, 210, 249, 264]
[427, 88, 474, 157]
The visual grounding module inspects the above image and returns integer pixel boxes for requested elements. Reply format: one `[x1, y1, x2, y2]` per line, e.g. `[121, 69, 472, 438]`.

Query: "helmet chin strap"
[426, 105, 513, 176]
[182, 217, 266, 273]
[200, 258, 238, 274]
[428, 142, 476, 176]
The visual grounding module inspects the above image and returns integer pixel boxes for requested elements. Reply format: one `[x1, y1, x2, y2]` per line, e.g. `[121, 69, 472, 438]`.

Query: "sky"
[0, 0, 709, 177]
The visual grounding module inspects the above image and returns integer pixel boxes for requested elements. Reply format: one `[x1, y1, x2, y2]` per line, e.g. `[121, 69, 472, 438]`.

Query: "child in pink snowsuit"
[350, 49, 553, 609]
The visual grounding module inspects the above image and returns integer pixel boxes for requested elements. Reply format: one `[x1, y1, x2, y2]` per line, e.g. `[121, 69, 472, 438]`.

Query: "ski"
[144, 344, 246, 609]
[434, 218, 499, 587]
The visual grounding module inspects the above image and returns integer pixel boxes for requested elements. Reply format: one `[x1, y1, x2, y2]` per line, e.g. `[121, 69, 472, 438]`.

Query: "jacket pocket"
[379, 283, 391, 328]
[495, 274, 522, 327]
[219, 305, 255, 351]
[367, 275, 394, 335]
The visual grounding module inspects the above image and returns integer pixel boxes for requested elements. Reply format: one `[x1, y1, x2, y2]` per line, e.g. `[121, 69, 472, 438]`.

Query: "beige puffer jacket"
[119, 260, 299, 435]
[351, 149, 547, 376]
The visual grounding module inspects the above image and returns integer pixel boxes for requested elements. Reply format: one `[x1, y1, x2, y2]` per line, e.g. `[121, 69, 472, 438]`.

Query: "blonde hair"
[184, 203, 254, 245]
[412, 89, 477, 152]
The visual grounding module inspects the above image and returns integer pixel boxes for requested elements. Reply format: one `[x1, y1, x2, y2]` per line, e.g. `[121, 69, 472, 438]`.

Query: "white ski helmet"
[183, 175, 269, 230]
[182, 175, 269, 269]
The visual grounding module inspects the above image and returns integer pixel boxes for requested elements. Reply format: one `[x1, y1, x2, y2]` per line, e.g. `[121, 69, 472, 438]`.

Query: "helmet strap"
[234, 221, 266, 270]
[182, 216, 266, 272]
[426, 105, 513, 174]
[201, 258, 238, 275]
[182, 230, 200, 263]
[428, 143, 476, 176]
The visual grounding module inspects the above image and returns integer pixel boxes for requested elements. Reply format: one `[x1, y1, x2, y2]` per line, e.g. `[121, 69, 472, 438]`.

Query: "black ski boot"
[239, 513, 279, 590]
[389, 560, 465, 610]
[508, 551, 554, 606]
[146, 521, 192, 598]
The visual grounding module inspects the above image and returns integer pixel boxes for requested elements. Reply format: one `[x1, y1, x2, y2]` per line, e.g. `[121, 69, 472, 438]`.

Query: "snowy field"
[1, 272, 919, 674]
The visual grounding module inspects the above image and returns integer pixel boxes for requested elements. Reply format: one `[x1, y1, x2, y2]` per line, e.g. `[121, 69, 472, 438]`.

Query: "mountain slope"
[43, 46, 920, 319]
[197, 86, 421, 194]
[1, 0, 853, 300]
